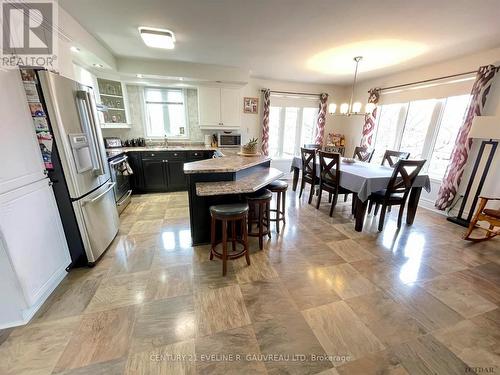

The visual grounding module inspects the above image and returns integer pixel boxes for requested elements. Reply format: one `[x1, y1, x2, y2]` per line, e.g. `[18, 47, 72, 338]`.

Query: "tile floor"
[1, 188, 499, 375]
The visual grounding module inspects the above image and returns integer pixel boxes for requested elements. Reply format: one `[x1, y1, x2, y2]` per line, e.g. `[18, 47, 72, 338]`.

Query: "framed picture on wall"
[243, 97, 259, 114]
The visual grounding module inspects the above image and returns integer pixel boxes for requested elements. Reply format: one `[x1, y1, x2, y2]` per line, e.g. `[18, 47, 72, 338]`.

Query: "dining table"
[290, 156, 431, 231]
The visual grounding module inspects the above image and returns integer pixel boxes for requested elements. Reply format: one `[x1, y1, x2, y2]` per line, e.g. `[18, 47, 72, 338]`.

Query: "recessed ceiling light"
[138, 27, 175, 49]
[179, 77, 184, 81]
[70, 46, 80, 53]
[93, 63, 104, 68]
[136, 74, 143, 78]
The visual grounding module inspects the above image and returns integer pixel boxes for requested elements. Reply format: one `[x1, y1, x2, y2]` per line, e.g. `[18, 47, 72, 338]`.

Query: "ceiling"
[60, 0, 500, 84]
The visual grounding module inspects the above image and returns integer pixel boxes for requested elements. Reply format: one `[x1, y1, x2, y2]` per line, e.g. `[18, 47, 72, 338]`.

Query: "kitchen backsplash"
[101, 85, 212, 143]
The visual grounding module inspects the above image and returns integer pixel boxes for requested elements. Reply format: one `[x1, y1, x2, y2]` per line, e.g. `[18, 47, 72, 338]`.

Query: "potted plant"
[241, 137, 259, 155]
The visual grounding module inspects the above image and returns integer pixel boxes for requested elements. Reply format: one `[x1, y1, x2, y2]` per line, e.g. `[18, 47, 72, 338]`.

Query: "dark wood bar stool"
[209, 203, 250, 276]
[247, 189, 272, 250]
[266, 180, 288, 233]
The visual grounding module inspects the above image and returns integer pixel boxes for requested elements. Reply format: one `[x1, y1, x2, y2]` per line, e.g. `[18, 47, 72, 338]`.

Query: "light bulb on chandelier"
[329, 56, 376, 116]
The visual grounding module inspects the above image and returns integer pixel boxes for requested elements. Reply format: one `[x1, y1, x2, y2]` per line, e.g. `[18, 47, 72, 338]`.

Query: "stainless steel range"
[108, 154, 132, 214]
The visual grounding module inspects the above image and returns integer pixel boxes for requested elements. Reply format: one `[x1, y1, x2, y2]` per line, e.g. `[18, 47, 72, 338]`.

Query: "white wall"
[331, 47, 500, 213]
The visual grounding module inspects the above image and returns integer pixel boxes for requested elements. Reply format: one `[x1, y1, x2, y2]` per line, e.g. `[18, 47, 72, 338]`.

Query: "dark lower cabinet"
[128, 150, 214, 193]
[127, 151, 144, 190]
[167, 160, 187, 191]
[142, 158, 168, 192]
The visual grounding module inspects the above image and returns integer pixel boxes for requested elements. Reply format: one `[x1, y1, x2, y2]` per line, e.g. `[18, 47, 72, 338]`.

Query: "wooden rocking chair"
[463, 197, 500, 241]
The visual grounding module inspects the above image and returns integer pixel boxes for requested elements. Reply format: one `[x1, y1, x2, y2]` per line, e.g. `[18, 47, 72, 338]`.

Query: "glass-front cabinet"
[96, 78, 130, 128]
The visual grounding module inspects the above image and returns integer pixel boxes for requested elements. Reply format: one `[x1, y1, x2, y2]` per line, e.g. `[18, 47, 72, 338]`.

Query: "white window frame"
[269, 105, 318, 160]
[373, 95, 469, 182]
[142, 87, 189, 139]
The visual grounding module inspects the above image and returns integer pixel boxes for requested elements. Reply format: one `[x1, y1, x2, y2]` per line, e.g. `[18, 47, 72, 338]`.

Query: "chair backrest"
[353, 146, 375, 162]
[385, 159, 426, 199]
[318, 151, 341, 186]
[301, 147, 317, 177]
[303, 143, 322, 150]
[381, 150, 411, 167]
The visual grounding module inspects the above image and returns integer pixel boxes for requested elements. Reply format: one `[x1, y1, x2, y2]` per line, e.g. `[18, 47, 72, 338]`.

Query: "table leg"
[354, 196, 368, 232]
[407, 187, 422, 225]
[292, 167, 299, 191]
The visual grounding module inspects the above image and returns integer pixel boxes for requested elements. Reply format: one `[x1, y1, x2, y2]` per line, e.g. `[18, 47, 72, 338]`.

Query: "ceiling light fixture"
[139, 27, 175, 49]
[70, 46, 80, 53]
[93, 63, 104, 68]
[329, 56, 375, 116]
[136, 74, 143, 78]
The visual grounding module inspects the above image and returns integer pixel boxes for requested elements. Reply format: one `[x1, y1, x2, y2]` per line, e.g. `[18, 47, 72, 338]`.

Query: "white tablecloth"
[291, 157, 431, 202]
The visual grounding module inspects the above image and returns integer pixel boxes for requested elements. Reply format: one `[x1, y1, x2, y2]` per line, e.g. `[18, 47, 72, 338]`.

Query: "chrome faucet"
[164, 134, 168, 147]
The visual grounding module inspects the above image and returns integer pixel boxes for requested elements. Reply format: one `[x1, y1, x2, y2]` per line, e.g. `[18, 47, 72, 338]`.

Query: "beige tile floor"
[1, 189, 499, 375]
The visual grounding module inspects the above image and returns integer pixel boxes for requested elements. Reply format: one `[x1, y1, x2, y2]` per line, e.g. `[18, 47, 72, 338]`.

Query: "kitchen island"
[184, 154, 283, 245]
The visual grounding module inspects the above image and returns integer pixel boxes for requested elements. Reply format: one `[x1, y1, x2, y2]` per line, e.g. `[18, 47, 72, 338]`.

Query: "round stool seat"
[246, 188, 272, 201]
[267, 180, 288, 192]
[210, 203, 249, 217]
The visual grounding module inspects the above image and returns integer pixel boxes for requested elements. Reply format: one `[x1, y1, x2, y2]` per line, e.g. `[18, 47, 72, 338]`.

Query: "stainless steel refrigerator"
[32, 69, 119, 266]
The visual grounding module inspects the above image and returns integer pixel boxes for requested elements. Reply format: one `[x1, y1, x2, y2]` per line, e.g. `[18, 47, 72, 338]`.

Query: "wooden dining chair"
[463, 197, 500, 241]
[369, 159, 426, 231]
[299, 147, 317, 204]
[353, 146, 375, 162]
[303, 143, 322, 150]
[381, 150, 410, 167]
[316, 151, 350, 216]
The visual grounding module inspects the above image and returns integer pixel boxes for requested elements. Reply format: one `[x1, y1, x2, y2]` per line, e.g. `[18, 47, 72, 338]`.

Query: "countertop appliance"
[0, 69, 71, 327]
[218, 132, 241, 148]
[29, 68, 120, 267]
[108, 154, 133, 214]
[104, 137, 122, 148]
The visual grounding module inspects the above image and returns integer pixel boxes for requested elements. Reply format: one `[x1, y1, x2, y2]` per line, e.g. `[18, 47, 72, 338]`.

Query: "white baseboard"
[418, 197, 447, 216]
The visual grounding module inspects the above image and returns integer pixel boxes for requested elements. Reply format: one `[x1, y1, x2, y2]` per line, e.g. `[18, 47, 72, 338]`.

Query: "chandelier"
[329, 56, 376, 116]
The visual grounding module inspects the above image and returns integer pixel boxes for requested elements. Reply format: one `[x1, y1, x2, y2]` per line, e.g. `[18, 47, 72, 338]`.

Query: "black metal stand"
[447, 139, 498, 227]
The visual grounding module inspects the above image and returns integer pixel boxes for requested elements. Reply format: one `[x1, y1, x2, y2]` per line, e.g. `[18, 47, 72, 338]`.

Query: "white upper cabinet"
[0, 70, 46, 195]
[220, 87, 241, 128]
[198, 86, 241, 129]
[198, 87, 221, 127]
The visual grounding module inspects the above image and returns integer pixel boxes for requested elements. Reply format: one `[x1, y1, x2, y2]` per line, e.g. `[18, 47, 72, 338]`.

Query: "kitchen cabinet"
[127, 151, 144, 190]
[198, 86, 241, 129]
[220, 88, 241, 128]
[95, 77, 131, 128]
[142, 157, 168, 192]
[0, 179, 70, 326]
[167, 161, 187, 190]
[128, 150, 213, 193]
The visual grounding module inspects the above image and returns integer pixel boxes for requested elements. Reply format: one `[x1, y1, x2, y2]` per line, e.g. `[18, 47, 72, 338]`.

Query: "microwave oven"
[218, 133, 241, 148]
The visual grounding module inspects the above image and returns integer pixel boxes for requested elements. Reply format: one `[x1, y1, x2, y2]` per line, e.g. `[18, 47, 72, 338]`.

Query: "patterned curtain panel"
[435, 65, 498, 210]
[314, 93, 329, 145]
[360, 88, 381, 147]
[261, 89, 271, 156]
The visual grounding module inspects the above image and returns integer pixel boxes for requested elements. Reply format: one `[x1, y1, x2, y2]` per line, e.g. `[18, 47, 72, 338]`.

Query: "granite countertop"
[184, 154, 271, 174]
[196, 167, 284, 196]
[106, 145, 217, 160]
[106, 145, 216, 152]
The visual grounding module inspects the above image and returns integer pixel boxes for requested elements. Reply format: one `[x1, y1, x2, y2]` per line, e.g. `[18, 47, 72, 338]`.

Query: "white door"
[198, 86, 221, 127]
[220, 87, 241, 128]
[0, 70, 46, 195]
[0, 178, 70, 307]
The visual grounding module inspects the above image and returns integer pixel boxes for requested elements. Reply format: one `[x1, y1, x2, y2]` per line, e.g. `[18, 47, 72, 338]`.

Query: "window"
[268, 95, 318, 159]
[372, 94, 470, 180]
[144, 87, 187, 137]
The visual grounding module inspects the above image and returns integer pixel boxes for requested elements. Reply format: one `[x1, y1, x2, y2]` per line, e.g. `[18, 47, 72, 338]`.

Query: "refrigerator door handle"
[82, 182, 116, 205]
[76, 90, 105, 176]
